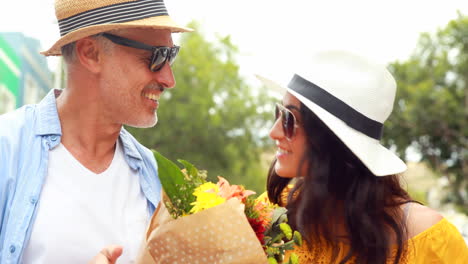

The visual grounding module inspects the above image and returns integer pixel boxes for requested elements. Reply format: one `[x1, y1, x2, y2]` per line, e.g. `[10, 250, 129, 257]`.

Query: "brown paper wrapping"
[135, 198, 268, 264]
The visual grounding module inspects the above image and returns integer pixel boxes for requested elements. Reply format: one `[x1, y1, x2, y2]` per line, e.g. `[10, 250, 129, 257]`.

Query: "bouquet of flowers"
[135, 150, 302, 264]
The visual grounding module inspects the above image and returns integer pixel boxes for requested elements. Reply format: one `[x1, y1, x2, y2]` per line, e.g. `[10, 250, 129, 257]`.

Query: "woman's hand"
[88, 245, 123, 264]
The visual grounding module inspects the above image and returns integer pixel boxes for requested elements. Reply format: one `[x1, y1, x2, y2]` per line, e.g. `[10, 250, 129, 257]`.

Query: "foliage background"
[383, 12, 467, 214]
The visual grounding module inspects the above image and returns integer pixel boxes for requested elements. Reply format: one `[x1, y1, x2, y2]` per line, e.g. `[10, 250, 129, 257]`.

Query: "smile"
[277, 147, 291, 155]
[143, 93, 160, 101]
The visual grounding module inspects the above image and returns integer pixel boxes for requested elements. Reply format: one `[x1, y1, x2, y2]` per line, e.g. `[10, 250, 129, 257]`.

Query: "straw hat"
[42, 0, 192, 56]
[259, 50, 407, 176]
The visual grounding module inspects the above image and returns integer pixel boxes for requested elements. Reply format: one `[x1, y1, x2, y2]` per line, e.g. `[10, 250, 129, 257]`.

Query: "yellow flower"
[190, 182, 226, 213]
[256, 191, 271, 204]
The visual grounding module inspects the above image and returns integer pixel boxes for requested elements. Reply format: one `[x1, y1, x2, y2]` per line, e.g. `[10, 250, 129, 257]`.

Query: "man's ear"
[75, 37, 103, 74]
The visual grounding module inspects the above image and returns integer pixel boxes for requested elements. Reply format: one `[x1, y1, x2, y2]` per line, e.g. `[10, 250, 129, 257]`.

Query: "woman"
[263, 50, 468, 263]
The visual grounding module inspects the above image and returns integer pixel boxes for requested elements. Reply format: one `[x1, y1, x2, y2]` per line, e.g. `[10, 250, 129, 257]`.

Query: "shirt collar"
[35, 89, 63, 136]
[119, 128, 143, 162]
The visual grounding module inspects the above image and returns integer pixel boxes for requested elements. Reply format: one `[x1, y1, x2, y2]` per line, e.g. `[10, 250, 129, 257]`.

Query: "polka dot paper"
[135, 199, 268, 264]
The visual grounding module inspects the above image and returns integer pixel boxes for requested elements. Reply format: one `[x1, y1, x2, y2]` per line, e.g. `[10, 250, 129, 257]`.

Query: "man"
[0, 0, 191, 263]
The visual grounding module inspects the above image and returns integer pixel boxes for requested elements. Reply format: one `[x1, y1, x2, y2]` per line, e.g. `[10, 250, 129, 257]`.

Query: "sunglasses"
[275, 103, 300, 141]
[101, 33, 180, 72]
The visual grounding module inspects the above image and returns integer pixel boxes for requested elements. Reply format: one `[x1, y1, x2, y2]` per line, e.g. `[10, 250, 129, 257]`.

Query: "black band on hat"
[288, 74, 383, 140]
[58, 0, 168, 36]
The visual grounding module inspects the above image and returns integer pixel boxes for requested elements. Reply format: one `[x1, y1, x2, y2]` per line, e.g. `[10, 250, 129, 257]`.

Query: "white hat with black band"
[259, 50, 407, 176]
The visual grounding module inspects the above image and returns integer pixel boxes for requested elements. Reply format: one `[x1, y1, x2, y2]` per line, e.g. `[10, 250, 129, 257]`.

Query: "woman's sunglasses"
[275, 103, 299, 141]
[101, 33, 180, 72]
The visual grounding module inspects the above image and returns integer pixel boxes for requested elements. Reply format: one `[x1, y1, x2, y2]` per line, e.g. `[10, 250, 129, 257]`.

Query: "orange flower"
[216, 176, 255, 202]
[253, 197, 274, 228]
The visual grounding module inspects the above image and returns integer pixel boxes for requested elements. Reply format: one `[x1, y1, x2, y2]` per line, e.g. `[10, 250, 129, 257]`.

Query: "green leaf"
[281, 240, 296, 250]
[152, 150, 186, 206]
[178, 159, 199, 179]
[271, 207, 288, 225]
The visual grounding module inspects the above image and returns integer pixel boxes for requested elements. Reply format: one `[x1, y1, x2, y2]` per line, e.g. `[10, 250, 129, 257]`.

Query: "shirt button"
[30, 196, 38, 204]
[51, 135, 58, 141]
[9, 245, 16, 253]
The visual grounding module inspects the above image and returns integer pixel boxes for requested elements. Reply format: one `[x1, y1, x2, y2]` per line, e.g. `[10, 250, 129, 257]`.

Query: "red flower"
[248, 217, 267, 244]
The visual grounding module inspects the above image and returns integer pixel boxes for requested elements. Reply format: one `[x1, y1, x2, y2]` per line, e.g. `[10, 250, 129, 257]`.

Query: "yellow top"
[289, 218, 468, 263]
[279, 187, 468, 263]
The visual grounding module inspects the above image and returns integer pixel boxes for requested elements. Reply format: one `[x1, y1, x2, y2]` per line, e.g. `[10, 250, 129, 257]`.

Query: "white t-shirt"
[22, 140, 149, 263]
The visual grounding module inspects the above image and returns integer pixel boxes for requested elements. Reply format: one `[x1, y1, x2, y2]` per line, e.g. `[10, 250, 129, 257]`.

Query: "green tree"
[127, 22, 275, 193]
[384, 12, 468, 212]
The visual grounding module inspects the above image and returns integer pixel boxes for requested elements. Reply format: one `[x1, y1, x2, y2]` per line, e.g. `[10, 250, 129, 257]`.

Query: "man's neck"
[56, 86, 122, 174]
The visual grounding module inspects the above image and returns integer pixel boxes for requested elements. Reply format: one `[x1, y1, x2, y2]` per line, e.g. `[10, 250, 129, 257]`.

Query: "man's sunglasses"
[102, 33, 180, 72]
[275, 103, 299, 141]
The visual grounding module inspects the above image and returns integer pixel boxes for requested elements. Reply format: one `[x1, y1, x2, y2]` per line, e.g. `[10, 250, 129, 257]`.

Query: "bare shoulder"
[406, 203, 444, 238]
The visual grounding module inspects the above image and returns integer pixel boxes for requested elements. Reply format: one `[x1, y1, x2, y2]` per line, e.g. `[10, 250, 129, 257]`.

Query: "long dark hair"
[267, 102, 415, 264]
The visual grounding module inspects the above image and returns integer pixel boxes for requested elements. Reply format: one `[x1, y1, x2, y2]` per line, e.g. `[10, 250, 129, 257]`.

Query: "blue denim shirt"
[0, 89, 161, 264]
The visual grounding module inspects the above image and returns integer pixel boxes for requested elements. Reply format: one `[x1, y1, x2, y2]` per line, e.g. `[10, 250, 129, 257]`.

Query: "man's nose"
[153, 62, 176, 89]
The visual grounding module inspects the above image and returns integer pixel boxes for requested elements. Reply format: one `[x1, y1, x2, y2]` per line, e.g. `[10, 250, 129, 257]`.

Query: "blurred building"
[0, 32, 52, 114]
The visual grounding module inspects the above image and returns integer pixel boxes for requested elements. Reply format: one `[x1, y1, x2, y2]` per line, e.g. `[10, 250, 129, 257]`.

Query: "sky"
[1, 0, 468, 85]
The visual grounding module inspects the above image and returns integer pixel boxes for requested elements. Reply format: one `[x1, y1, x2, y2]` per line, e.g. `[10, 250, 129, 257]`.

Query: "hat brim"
[288, 88, 406, 176]
[41, 15, 193, 56]
[257, 75, 407, 176]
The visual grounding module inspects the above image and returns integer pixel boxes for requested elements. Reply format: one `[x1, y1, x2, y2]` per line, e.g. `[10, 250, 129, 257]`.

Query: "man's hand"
[88, 245, 123, 264]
